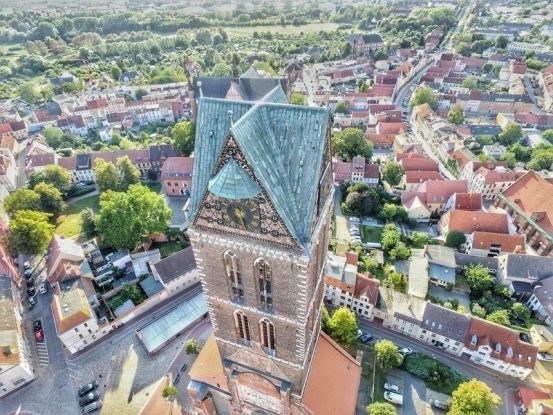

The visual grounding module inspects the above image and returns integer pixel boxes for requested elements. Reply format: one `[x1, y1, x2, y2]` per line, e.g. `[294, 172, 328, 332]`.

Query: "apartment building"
[526, 276, 553, 326]
[333, 156, 379, 186]
[0, 277, 35, 398]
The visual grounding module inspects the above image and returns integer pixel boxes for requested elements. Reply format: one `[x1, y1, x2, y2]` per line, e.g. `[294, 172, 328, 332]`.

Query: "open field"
[55, 194, 99, 238]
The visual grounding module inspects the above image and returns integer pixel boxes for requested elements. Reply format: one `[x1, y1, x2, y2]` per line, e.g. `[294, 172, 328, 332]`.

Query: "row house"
[161, 156, 194, 196]
[456, 90, 534, 114]
[496, 254, 553, 298]
[507, 42, 550, 55]
[526, 276, 553, 326]
[496, 171, 553, 257]
[419, 303, 470, 356]
[56, 115, 88, 137]
[323, 252, 380, 320]
[401, 180, 467, 220]
[515, 112, 553, 129]
[0, 119, 27, 140]
[461, 161, 526, 200]
[0, 133, 17, 193]
[0, 277, 35, 398]
[332, 156, 379, 186]
[438, 209, 510, 236]
[443, 192, 482, 213]
[149, 246, 200, 296]
[366, 133, 397, 149]
[540, 65, 553, 113]
[373, 286, 426, 339]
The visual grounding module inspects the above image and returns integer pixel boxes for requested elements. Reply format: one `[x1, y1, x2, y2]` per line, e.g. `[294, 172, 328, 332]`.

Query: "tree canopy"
[366, 402, 396, 415]
[328, 307, 359, 347]
[448, 104, 464, 125]
[30, 164, 73, 196]
[449, 379, 501, 415]
[332, 128, 373, 161]
[381, 223, 401, 252]
[445, 231, 466, 249]
[464, 264, 494, 295]
[95, 158, 121, 192]
[117, 156, 140, 191]
[290, 92, 306, 105]
[5, 210, 54, 255]
[172, 120, 195, 155]
[498, 123, 522, 146]
[4, 188, 41, 216]
[375, 339, 403, 369]
[410, 86, 436, 107]
[382, 161, 404, 186]
[95, 184, 171, 249]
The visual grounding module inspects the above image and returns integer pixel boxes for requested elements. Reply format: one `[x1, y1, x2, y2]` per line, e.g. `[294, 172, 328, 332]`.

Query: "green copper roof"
[189, 85, 330, 253]
[208, 159, 262, 200]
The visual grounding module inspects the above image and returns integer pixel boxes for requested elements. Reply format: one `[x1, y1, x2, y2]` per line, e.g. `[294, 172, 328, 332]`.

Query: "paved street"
[358, 318, 521, 415]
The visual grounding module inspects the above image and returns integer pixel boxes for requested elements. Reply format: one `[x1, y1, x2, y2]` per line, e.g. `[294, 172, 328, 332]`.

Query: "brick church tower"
[185, 82, 357, 415]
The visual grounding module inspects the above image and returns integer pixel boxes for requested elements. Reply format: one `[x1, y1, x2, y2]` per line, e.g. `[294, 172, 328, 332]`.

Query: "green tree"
[472, 303, 487, 318]
[95, 158, 121, 192]
[389, 242, 411, 260]
[379, 203, 399, 222]
[511, 302, 531, 322]
[121, 282, 144, 304]
[495, 35, 508, 49]
[96, 184, 171, 249]
[464, 264, 494, 295]
[462, 75, 478, 90]
[381, 223, 401, 251]
[117, 156, 140, 191]
[410, 86, 436, 107]
[328, 307, 358, 347]
[334, 101, 348, 113]
[4, 188, 41, 216]
[186, 339, 201, 355]
[448, 104, 464, 125]
[528, 147, 553, 170]
[410, 232, 429, 248]
[81, 208, 97, 238]
[162, 385, 177, 400]
[211, 62, 232, 76]
[366, 402, 396, 415]
[5, 210, 54, 255]
[172, 120, 195, 155]
[445, 231, 466, 248]
[543, 129, 553, 144]
[34, 182, 65, 214]
[449, 379, 501, 415]
[321, 305, 331, 334]
[290, 92, 306, 105]
[382, 161, 404, 186]
[332, 128, 373, 161]
[42, 127, 65, 149]
[486, 309, 510, 326]
[18, 81, 43, 104]
[31, 164, 73, 196]
[498, 123, 522, 146]
[375, 339, 403, 370]
[110, 65, 122, 80]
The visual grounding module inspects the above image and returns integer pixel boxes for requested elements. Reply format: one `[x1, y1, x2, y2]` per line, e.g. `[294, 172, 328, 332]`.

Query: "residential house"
[461, 161, 525, 200]
[482, 145, 507, 159]
[419, 303, 470, 356]
[540, 65, 553, 113]
[0, 277, 34, 398]
[332, 156, 379, 186]
[56, 115, 88, 137]
[403, 171, 444, 191]
[46, 234, 91, 283]
[463, 317, 537, 380]
[496, 254, 553, 299]
[444, 192, 482, 212]
[149, 247, 199, 295]
[425, 245, 457, 286]
[373, 287, 426, 339]
[348, 33, 384, 57]
[399, 158, 439, 173]
[149, 144, 179, 173]
[456, 90, 534, 114]
[401, 180, 468, 220]
[323, 252, 380, 320]
[529, 325, 553, 355]
[0, 143, 16, 192]
[438, 210, 509, 235]
[51, 278, 101, 354]
[496, 171, 553, 257]
[515, 387, 552, 415]
[464, 231, 526, 257]
[161, 156, 194, 196]
[25, 152, 57, 177]
[527, 276, 553, 326]
[508, 42, 550, 54]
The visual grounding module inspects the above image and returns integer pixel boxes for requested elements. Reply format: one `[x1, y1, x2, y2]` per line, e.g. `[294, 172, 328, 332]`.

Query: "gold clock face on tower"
[221, 198, 261, 232]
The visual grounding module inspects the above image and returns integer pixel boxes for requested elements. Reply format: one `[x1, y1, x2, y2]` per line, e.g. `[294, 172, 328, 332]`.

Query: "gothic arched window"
[234, 310, 251, 343]
[224, 251, 243, 302]
[259, 318, 276, 353]
[254, 258, 272, 309]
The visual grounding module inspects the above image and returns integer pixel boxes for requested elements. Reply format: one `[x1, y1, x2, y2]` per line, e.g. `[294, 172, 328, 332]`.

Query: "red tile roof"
[405, 171, 443, 184]
[302, 332, 361, 415]
[451, 192, 482, 211]
[364, 164, 379, 179]
[501, 171, 553, 236]
[395, 152, 424, 161]
[377, 121, 406, 135]
[418, 180, 468, 204]
[465, 317, 538, 369]
[354, 274, 379, 304]
[160, 156, 193, 177]
[471, 231, 526, 253]
[400, 158, 439, 172]
[517, 387, 551, 409]
[443, 210, 509, 234]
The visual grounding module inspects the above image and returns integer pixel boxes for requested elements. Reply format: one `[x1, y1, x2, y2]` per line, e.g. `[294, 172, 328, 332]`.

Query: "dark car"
[27, 287, 36, 296]
[79, 391, 100, 407]
[33, 320, 42, 331]
[429, 399, 450, 411]
[82, 401, 102, 414]
[26, 278, 35, 287]
[359, 333, 373, 343]
[78, 380, 99, 397]
[24, 269, 32, 278]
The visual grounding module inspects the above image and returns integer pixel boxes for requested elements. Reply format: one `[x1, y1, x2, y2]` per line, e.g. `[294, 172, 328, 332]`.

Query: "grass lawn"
[225, 22, 339, 38]
[362, 225, 384, 244]
[157, 239, 190, 258]
[55, 194, 99, 238]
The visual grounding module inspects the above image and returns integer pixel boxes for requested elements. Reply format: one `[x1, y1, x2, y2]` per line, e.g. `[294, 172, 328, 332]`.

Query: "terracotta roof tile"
[471, 231, 526, 253]
[354, 274, 379, 303]
[451, 192, 482, 210]
[443, 210, 509, 234]
[405, 171, 443, 184]
[400, 158, 439, 172]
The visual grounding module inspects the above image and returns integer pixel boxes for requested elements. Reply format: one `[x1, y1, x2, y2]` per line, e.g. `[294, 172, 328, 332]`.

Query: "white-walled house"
[150, 246, 200, 296]
[527, 276, 553, 326]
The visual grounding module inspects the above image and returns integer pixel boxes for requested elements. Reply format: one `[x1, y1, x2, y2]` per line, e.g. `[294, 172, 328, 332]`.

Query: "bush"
[68, 184, 96, 198]
[403, 353, 468, 395]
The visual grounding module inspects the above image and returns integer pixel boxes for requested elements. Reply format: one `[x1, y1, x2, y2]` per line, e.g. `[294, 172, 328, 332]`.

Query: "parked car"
[349, 218, 360, 223]
[359, 333, 373, 343]
[82, 401, 102, 414]
[26, 278, 34, 287]
[39, 284, 48, 294]
[29, 296, 37, 306]
[384, 391, 403, 405]
[23, 261, 30, 270]
[384, 383, 400, 393]
[79, 391, 100, 407]
[399, 347, 413, 355]
[429, 399, 450, 411]
[356, 329, 363, 339]
[537, 352, 553, 362]
[27, 287, 36, 297]
[24, 269, 32, 278]
[33, 320, 44, 342]
[78, 380, 99, 397]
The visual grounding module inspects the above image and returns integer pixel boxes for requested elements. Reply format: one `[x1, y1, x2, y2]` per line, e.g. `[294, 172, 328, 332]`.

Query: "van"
[384, 391, 403, 405]
[82, 401, 102, 414]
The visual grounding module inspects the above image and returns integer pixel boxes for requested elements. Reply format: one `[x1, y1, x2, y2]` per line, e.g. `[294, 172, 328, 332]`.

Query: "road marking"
[36, 342, 49, 366]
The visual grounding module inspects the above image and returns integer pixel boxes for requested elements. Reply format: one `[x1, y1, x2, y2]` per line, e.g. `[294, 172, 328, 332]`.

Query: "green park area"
[362, 225, 384, 244]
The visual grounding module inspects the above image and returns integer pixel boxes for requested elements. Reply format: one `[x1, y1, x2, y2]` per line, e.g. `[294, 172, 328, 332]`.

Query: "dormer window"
[471, 334, 477, 345]
[495, 343, 501, 353]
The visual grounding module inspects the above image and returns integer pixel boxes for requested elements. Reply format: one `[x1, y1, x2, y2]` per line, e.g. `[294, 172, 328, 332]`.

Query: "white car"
[384, 391, 403, 405]
[349, 218, 360, 224]
[399, 347, 413, 355]
[384, 383, 400, 393]
[39, 284, 48, 295]
[23, 261, 31, 270]
[537, 352, 553, 362]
